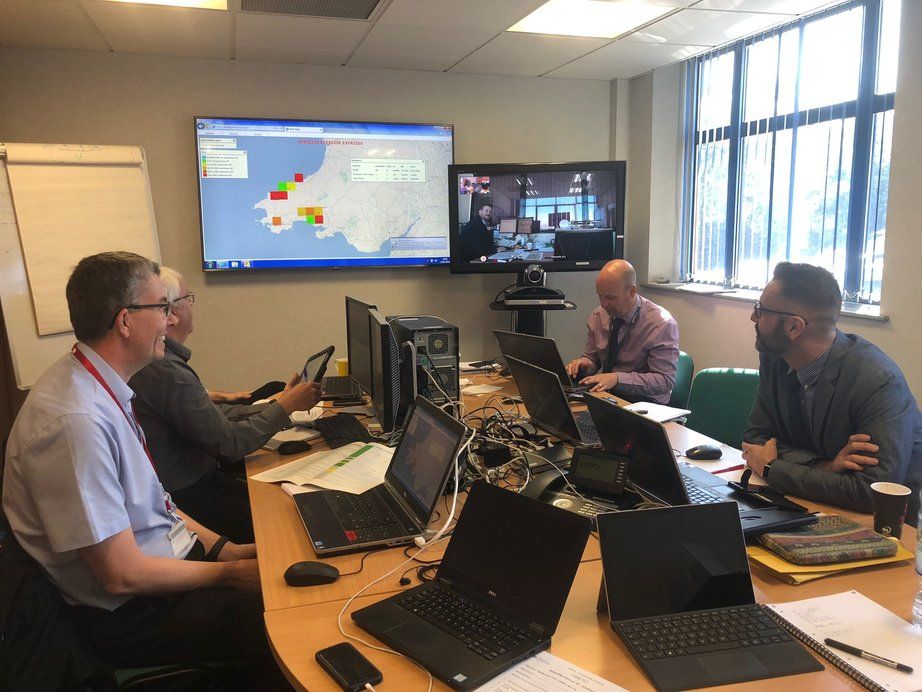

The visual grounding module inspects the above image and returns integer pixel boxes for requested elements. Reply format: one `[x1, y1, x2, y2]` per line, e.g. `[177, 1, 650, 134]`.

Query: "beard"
[754, 322, 788, 356]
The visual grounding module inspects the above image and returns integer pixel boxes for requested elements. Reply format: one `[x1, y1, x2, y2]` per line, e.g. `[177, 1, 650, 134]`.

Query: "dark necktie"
[604, 317, 625, 372]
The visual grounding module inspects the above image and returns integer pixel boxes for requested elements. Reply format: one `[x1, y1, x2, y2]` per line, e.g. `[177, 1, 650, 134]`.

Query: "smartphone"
[299, 345, 335, 385]
[315, 642, 382, 691]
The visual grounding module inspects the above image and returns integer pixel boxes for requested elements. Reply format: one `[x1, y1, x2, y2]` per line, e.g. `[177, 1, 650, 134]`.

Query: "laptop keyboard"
[321, 376, 363, 398]
[682, 477, 723, 504]
[328, 490, 402, 540]
[617, 604, 792, 661]
[575, 416, 600, 445]
[314, 413, 376, 448]
[397, 586, 533, 661]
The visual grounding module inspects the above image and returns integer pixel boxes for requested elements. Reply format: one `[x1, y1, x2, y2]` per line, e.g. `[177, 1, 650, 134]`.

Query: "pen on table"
[824, 638, 914, 674]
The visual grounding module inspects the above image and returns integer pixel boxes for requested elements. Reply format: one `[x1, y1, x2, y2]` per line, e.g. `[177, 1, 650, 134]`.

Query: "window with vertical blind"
[683, 0, 900, 304]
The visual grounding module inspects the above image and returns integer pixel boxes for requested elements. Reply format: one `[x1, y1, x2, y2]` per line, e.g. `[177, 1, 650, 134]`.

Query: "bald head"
[595, 260, 638, 317]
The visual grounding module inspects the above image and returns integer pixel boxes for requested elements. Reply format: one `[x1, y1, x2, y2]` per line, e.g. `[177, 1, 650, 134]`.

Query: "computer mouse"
[283, 560, 340, 587]
[277, 439, 312, 455]
[685, 444, 723, 460]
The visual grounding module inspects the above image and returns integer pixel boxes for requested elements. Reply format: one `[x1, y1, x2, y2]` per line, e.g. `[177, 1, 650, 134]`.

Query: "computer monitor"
[345, 296, 376, 395]
[368, 308, 401, 433]
[195, 116, 454, 271]
[448, 160, 626, 276]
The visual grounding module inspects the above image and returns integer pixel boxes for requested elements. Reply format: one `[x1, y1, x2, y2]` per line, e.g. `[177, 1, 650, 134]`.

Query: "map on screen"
[195, 117, 454, 270]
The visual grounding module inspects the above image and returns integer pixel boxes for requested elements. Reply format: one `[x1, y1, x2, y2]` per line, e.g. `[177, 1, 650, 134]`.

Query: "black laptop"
[493, 330, 586, 393]
[597, 503, 823, 691]
[352, 481, 591, 690]
[504, 356, 600, 445]
[584, 395, 817, 535]
[293, 396, 466, 556]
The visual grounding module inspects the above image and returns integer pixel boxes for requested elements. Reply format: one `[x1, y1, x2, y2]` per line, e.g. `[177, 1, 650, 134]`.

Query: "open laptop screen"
[505, 356, 580, 443]
[385, 397, 466, 522]
[493, 330, 571, 385]
[437, 482, 591, 634]
[598, 503, 754, 622]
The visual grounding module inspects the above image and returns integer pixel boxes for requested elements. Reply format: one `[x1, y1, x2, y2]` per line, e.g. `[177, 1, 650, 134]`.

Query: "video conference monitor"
[448, 161, 626, 275]
[345, 296, 376, 395]
[195, 116, 454, 271]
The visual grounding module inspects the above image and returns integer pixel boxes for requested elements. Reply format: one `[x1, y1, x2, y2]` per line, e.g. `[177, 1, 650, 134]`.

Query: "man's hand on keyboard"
[277, 376, 323, 414]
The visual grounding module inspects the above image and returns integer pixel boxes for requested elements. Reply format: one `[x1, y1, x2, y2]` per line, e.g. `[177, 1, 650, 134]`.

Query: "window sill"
[641, 283, 889, 322]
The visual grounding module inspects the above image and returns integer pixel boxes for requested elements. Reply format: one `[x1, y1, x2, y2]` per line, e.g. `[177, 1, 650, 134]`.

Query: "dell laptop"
[352, 481, 591, 690]
[505, 356, 599, 445]
[598, 503, 822, 691]
[293, 396, 466, 556]
[584, 395, 817, 535]
[493, 330, 586, 393]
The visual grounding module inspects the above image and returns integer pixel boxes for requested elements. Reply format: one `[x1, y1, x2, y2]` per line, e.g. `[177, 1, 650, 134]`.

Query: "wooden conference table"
[245, 377, 919, 691]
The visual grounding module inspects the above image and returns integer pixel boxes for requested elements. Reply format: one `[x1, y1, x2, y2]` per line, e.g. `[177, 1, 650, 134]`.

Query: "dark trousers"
[68, 544, 289, 690]
[173, 471, 255, 544]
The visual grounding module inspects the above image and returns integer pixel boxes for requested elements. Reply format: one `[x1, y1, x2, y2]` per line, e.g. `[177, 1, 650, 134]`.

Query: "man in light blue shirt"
[2, 252, 287, 686]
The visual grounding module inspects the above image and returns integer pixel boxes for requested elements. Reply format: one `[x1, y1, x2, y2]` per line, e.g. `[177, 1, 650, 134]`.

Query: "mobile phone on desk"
[315, 642, 382, 691]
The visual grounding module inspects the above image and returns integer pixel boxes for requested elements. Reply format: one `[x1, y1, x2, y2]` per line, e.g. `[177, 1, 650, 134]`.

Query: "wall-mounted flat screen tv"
[195, 117, 454, 271]
[447, 160, 626, 275]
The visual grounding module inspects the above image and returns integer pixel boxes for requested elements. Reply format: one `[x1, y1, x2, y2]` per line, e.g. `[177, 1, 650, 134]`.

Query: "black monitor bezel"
[447, 160, 626, 275]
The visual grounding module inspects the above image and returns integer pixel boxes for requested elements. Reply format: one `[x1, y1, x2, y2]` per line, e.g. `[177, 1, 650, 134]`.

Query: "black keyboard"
[616, 604, 792, 661]
[398, 586, 533, 660]
[575, 415, 600, 445]
[314, 413, 376, 448]
[682, 477, 723, 504]
[321, 376, 363, 398]
[328, 490, 402, 540]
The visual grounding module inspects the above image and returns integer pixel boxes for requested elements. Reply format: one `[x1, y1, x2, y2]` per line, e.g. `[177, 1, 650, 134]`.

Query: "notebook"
[759, 515, 899, 565]
[584, 395, 817, 536]
[767, 591, 922, 692]
[352, 481, 591, 690]
[504, 356, 599, 445]
[598, 503, 823, 691]
[293, 396, 466, 555]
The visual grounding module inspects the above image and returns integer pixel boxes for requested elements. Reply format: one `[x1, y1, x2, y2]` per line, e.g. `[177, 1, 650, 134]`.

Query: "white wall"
[625, 0, 922, 395]
[0, 48, 611, 389]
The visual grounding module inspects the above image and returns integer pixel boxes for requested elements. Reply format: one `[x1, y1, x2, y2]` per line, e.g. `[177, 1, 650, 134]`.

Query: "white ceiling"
[0, 0, 841, 81]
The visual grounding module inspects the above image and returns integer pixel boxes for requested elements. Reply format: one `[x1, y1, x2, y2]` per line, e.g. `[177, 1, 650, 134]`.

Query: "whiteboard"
[0, 143, 161, 389]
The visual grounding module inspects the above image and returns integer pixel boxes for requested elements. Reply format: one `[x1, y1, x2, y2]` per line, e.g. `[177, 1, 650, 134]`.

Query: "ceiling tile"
[236, 14, 368, 55]
[355, 23, 494, 59]
[544, 64, 631, 80]
[566, 39, 708, 73]
[449, 59, 553, 78]
[627, 8, 796, 46]
[692, 0, 837, 13]
[347, 53, 456, 71]
[466, 32, 607, 65]
[235, 45, 349, 64]
[0, 0, 109, 51]
[376, 0, 547, 32]
[80, 1, 233, 59]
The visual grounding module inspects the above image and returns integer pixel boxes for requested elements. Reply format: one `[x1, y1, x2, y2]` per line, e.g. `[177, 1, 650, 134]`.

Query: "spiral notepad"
[766, 591, 922, 692]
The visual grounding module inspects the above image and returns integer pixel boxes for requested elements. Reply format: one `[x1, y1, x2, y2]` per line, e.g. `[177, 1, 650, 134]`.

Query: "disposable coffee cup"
[335, 357, 349, 377]
[870, 481, 911, 539]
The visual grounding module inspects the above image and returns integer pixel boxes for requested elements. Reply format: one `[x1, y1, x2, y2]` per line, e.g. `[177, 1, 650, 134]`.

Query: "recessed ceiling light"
[508, 0, 675, 39]
[102, 0, 227, 9]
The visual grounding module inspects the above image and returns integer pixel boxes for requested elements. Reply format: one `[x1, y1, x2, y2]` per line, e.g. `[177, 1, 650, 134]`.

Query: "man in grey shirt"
[130, 267, 321, 542]
[742, 262, 922, 524]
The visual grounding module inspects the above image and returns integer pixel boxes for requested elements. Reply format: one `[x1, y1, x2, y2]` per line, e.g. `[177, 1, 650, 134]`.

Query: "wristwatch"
[205, 536, 229, 562]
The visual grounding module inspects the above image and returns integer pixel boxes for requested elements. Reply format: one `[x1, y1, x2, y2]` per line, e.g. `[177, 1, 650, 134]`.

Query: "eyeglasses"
[108, 303, 172, 329]
[753, 301, 809, 325]
[172, 293, 195, 306]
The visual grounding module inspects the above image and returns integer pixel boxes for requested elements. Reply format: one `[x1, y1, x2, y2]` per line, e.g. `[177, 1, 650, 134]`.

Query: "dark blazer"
[745, 330, 922, 525]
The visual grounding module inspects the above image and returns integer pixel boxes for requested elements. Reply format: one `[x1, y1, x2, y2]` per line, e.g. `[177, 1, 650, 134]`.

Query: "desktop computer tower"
[387, 315, 460, 417]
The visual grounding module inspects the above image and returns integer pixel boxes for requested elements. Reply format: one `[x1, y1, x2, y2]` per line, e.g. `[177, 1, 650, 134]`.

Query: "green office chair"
[668, 351, 694, 409]
[683, 367, 760, 449]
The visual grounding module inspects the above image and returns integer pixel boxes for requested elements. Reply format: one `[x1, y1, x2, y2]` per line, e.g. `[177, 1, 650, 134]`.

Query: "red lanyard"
[72, 344, 172, 512]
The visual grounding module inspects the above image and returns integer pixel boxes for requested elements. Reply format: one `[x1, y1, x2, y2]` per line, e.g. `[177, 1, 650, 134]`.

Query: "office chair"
[668, 351, 694, 409]
[683, 367, 759, 449]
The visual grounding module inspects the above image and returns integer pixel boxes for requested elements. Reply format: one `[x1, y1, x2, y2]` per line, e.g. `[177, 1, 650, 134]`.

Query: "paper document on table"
[478, 652, 626, 691]
[623, 402, 690, 422]
[462, 384, 503, 396]
[767, 590, 922, 691]
[250, 442, 392, 494]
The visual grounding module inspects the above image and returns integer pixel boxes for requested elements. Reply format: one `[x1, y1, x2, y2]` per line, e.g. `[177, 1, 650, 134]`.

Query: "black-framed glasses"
[108, 303, 172, 329]
[753, 301, 809, 325]
[172, 292, 195, 306]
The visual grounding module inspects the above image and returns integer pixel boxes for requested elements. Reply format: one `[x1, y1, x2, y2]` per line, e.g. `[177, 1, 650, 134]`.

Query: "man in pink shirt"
[566, 260, 679, 404]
